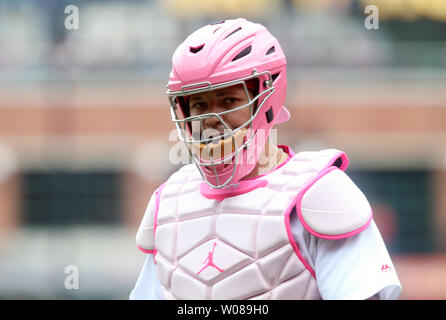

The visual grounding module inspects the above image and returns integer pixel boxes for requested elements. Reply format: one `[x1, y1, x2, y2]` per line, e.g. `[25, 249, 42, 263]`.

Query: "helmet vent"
[211, 20, 225, 25]
[190, 44, 204, 53]
[224, 27, 242, 39]
[266, 46, 275, 55]
[232, 45, 252, 61]
[271, 73, 280, 83]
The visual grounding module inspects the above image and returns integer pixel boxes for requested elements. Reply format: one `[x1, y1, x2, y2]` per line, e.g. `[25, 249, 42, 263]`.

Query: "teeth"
[203, 128, 222, 140]
[211, 136, 222, 144]
[190, 128, 247, 161]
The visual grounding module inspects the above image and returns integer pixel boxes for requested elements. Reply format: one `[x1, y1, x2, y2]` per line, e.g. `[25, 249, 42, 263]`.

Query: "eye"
[222, 97, 238, 106]
[191, 102, 205, 110]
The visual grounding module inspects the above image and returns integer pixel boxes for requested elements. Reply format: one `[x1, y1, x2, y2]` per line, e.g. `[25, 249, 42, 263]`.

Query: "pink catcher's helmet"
[167, 18, 289, 189]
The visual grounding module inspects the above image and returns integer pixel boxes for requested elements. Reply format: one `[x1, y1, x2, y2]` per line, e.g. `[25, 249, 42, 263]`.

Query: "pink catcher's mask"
[167, 18, 289, 189]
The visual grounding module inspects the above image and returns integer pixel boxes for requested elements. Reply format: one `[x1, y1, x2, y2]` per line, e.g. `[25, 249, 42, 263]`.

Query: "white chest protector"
[136, 148, 373, 300]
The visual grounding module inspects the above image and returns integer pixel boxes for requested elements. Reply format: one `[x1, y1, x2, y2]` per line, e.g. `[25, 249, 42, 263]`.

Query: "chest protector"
[136, 148, 373, 300]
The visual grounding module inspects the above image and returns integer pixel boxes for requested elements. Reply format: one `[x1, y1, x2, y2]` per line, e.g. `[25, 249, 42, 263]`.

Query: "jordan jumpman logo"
[197, 242, 224, 274]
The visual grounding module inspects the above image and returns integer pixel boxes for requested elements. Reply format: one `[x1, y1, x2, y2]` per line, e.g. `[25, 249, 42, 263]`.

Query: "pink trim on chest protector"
[200, 145, 294, 200]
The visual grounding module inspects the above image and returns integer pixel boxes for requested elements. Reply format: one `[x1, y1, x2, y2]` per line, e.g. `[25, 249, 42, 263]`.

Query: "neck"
[242, 140, 288, 180]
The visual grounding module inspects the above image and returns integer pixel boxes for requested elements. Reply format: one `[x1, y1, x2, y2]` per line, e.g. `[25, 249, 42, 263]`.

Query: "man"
[130, 18, 402, 300]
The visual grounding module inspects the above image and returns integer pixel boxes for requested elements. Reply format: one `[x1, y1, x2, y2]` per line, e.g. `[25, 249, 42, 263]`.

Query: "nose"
[203, 102, 224, 130]
[203, 115, 221, 130]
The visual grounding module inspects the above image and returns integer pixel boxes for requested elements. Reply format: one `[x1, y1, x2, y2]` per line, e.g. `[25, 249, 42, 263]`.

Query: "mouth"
[209, 135, 224, 145]
[192, 128, 225, 144]
[191, 128, 247, 161]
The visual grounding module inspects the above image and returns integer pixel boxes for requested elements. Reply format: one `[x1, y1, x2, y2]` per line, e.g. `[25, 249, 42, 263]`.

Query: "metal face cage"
[167, 71, 275, 188]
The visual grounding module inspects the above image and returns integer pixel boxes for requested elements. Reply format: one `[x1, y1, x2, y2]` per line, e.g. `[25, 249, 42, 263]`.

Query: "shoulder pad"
[297, 168, 372, 240]
[136, 184, 165, 253]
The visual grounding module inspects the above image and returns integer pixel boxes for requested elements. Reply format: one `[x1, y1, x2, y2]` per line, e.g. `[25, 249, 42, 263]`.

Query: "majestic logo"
[223, 183, 240, 190]
[381, 264, 392, 272]
[197, 242, 224, 274]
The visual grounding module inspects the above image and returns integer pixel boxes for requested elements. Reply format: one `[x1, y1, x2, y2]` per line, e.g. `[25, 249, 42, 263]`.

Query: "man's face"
[187, 84, 254, 139]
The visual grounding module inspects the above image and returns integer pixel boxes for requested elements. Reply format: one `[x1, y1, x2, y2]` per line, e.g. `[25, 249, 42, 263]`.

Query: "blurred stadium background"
[1, 0, 446, 299]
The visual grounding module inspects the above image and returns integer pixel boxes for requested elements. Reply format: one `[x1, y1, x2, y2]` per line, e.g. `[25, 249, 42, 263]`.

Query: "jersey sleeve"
[312, 220, 402, 300]
[129, 255, 164, 300]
